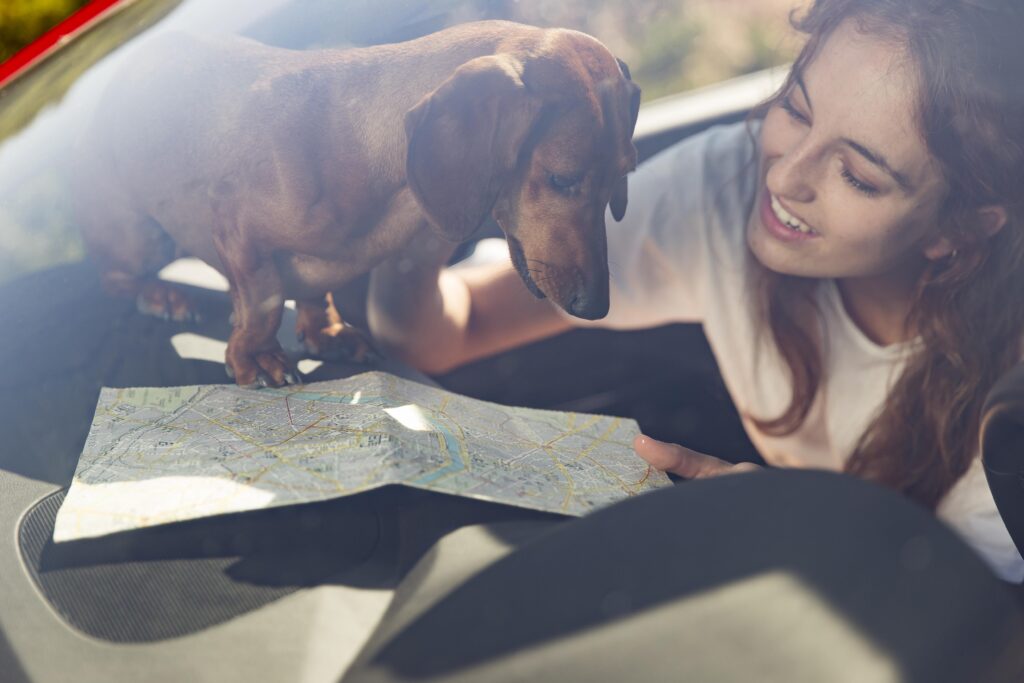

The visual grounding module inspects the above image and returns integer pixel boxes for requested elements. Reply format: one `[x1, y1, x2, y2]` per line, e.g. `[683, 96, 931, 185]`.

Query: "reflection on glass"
[0, 0, 794, 285]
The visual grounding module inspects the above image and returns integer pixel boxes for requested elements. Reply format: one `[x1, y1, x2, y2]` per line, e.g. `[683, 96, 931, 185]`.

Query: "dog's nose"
[568, 292, 608, 321]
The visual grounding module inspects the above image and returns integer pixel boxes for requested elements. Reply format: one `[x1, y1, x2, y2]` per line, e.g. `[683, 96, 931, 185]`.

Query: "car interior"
[3, 1, 1024, 680]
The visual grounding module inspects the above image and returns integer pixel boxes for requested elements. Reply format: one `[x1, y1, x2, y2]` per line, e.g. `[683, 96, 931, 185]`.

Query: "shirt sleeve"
[562, 121, 760, 330]
[938, 457, 1024, 583]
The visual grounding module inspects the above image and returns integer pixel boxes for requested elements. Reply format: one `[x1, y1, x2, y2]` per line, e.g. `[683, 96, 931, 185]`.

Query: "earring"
[949, 249, 959, 260]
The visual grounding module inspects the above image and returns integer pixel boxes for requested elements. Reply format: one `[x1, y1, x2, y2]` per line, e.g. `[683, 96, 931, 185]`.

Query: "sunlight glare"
[383, 404, 435, 432]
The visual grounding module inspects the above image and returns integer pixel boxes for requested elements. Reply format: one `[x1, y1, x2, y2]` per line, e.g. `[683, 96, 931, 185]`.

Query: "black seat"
[982, 363, 1024, 563]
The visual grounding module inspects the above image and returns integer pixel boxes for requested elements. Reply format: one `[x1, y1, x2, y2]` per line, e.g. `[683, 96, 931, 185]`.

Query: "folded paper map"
[54, 371, 671, 541]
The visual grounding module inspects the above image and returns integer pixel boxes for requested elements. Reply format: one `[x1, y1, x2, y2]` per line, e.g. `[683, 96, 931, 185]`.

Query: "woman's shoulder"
[702, 118, 763, 172]
[630, 119, 761, 244]
[649, 119, 762, 185]
[592, 121, 762, 330]
[653, 120, 761, 238]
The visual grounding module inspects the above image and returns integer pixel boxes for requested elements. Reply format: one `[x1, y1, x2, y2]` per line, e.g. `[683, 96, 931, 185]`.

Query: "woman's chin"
[746, 219, 788, 271]
[746, 220, 827, 278]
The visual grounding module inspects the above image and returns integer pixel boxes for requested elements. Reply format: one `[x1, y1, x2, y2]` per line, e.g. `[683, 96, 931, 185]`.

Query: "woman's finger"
[633, 434, 738, 479]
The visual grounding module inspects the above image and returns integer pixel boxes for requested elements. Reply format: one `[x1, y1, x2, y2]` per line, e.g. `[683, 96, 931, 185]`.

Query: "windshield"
[4, 2, 1024, 681]
[0, 0, 793, 285]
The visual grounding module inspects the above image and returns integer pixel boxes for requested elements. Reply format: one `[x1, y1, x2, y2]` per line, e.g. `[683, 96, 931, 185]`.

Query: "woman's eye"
[548, 172, 582, 194]
[841, 167, 880, 196]
[781, 95, 809, 125]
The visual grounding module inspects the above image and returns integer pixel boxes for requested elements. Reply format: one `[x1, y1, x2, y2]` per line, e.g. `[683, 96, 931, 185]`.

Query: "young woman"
[369, 0, 1024, 582]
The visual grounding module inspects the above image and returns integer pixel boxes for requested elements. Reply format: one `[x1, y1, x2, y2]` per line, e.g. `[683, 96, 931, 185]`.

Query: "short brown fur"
[75, 21, 640, 386]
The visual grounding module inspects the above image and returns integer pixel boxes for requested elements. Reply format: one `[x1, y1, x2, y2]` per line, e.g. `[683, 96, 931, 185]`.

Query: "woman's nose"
[766, 142, 817, 204]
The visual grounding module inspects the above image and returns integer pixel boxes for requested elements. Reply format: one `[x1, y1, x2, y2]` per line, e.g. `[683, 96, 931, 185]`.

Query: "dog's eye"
[548, 172, 582, 195]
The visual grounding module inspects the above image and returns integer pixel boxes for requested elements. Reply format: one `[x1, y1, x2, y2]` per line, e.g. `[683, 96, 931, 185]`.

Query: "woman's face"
[747, 19, 949, 281]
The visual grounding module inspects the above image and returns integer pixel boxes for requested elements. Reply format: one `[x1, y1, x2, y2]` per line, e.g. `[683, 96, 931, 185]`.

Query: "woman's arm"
[368, 258, 573, 375]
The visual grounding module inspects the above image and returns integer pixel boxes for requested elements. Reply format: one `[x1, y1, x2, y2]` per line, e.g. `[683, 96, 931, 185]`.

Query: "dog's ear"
[610, 58, 641, 222]
[405, 55, 542, 242]
[610, 176, 629, 222]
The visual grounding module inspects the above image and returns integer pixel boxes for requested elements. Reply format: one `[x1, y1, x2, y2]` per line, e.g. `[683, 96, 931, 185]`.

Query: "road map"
[54, 371, 671, 541]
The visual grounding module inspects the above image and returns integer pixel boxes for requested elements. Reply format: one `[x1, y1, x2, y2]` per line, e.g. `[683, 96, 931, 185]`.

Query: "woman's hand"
[633, 434, 761, 479]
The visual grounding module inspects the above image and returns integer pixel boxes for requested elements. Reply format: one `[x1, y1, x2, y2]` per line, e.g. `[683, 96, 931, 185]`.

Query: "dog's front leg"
[216, 236, 296, 388]
[295, 292, 377, 363]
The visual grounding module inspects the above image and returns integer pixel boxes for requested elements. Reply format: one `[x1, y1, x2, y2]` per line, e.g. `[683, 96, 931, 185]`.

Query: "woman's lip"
[774, 194, 814, 232]
[758, 190, 819, 242]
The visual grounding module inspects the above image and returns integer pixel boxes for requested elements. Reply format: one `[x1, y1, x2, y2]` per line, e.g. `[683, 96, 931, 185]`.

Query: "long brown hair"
[751, 0, 1024, 509]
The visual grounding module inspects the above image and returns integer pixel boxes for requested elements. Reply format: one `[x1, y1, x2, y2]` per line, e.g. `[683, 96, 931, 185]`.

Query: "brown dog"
[75, 20, 640, 387]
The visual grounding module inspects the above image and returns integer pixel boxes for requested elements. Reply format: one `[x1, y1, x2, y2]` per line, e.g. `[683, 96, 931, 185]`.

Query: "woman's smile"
[758, 188, 820, 243]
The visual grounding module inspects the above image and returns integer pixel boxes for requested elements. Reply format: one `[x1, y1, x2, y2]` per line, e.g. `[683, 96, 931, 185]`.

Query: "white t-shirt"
[590, 121, 1024, 582]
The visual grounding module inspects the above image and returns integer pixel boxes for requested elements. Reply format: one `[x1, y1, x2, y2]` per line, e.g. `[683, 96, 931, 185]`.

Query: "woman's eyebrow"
[795, 73, 915, 194]
[842, 138, 915, 193]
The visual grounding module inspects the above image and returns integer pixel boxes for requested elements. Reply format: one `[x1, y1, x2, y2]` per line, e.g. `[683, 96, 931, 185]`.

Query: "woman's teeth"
[770, 194, 814, 234]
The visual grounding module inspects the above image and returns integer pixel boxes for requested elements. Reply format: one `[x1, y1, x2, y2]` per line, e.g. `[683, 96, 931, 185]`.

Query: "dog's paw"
[225, 346, 301, 388]
[136, 281, 201, 323]
[298, 321, 381, 364]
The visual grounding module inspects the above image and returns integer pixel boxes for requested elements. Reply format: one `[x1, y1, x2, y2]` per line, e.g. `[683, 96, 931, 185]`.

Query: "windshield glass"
[5, 2, 1024, 680]
[0, 0, 793, 284]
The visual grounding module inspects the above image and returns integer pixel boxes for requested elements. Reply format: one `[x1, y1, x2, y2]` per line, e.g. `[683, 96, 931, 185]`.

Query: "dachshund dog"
[75, 20, 641, 387]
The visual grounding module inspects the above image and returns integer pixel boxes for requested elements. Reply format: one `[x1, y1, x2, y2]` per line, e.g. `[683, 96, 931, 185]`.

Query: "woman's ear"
[975, 204, 1008, 238]
[922, 204, 1008, 261]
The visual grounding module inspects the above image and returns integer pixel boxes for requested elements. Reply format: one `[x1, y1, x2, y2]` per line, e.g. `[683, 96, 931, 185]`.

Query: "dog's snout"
[568, 291, 609, 321]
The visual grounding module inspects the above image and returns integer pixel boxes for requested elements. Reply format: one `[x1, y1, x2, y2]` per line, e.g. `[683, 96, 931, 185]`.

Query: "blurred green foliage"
[0, 171, 82, 281]
[491, 0, 800, 99]
[0, 0, 183, 285]
[0, 0, 90, 63]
